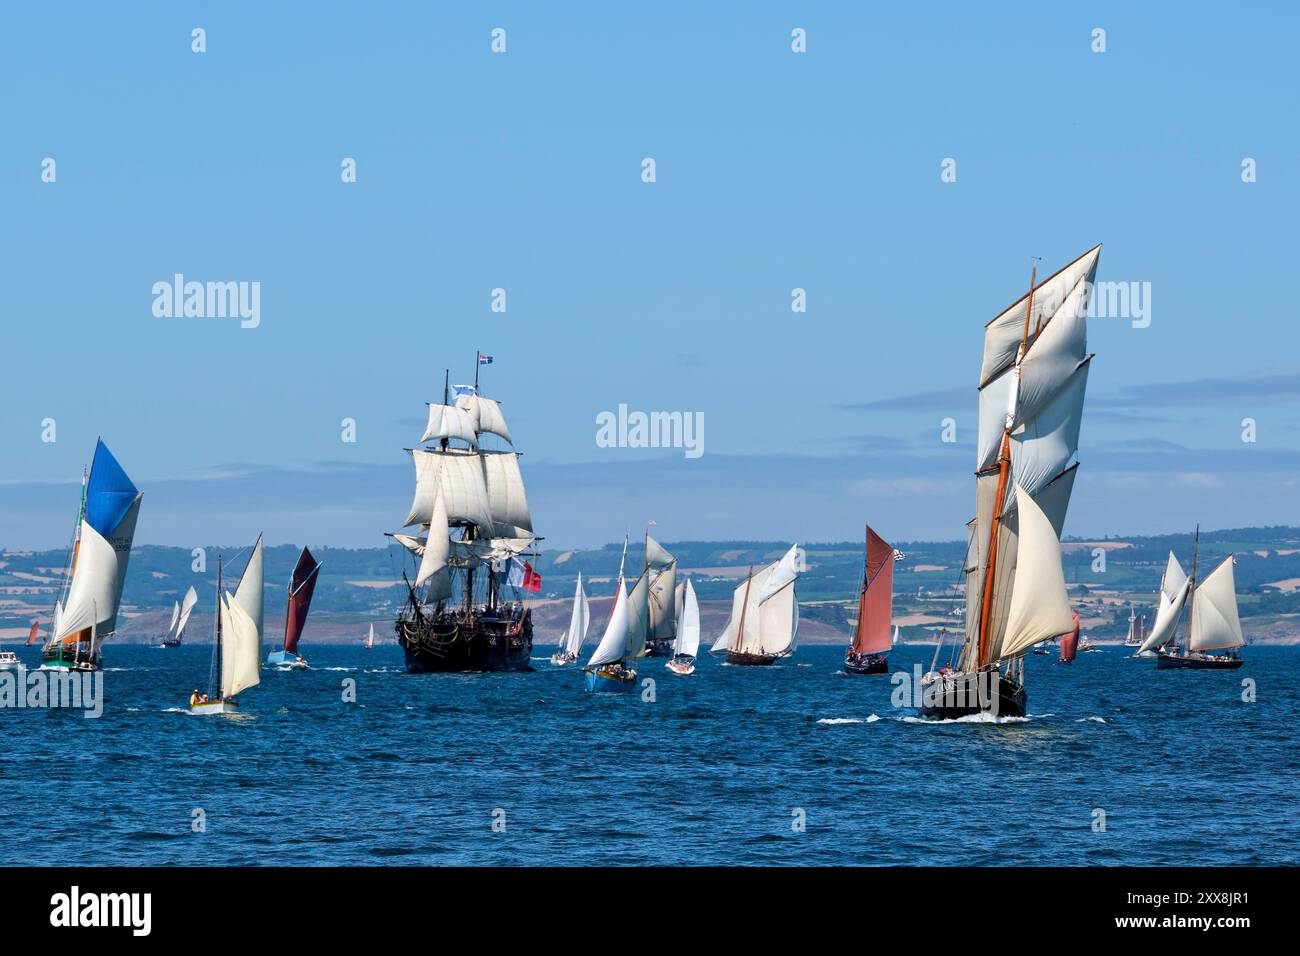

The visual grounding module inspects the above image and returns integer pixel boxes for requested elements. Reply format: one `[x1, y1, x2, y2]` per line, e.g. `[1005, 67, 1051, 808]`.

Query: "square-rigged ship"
[387, 366, 540, 672]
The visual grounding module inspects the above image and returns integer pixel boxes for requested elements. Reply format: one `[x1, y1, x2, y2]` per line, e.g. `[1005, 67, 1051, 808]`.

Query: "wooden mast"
[1181, 526, 1200, 654]
[852, 524, 869, 655]
[735, 565, 755, 655]
[976, 261, 1038, 671]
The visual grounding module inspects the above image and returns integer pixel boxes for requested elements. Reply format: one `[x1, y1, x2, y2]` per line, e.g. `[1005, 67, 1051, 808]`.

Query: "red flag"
[522, 562, 542, 592]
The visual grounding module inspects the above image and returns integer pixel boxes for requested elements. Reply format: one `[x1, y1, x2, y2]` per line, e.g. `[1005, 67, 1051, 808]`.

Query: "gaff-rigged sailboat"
[161, 586, 198, 647]
[41, 439, 143, 673]
[584, 570, 638, 693]
[387, 361, 541, 672]
[1123, 604, 1147, 651]
[642, 535, 678, 657]
[844, 526, 897, 675]
[665, 578, 700, 675]
[268, 547, 321, 669]
[551, 573, 591, 665]
[709, 544, 801, 666]
[920, 246, 1100, 719]
[1152, 529, 1246, 669]
[190, 536, 264, 715]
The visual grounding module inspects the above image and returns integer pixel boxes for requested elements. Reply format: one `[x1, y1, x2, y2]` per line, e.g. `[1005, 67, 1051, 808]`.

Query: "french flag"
[506, 557, 541, 592]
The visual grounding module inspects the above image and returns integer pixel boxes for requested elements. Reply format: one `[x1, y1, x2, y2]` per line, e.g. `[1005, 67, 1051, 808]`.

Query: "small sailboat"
[190, 536, 264, 715]
[920, 246, 1101, 718]
[709, 544, 801, 665]
[1078, 634, 1103, 653]
[1058, 612, 1080, 663]
[1123, 604, 1147, 650]
[584, 573, 638, 693]
[551, 573, 591, 665]
[665, 578, 700, 675]
[161, 586, 198, 647]
[268, 547, 320, 669]
[364, 623, 377, 649]
[40, 440, 143, 672]
[844, 526, 896, 675]
[1153, 529, 1245, 670]
[26, 620, 41, 646]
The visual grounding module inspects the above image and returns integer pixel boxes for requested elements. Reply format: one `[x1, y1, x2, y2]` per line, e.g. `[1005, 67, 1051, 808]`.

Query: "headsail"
[674, 578, 700, 658]
[1138, 552, 1190, 655]
[220, 536, 264, 698]
[625, 572, 650, 659]
[586, 577, 629, 668]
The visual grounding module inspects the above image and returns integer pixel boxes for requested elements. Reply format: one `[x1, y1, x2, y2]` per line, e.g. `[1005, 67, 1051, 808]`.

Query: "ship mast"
[975, 260, 1039, 671]
[1180, 526, 1200, 653]
[208, 557, 223, 699]
[735, 565, 755, 655]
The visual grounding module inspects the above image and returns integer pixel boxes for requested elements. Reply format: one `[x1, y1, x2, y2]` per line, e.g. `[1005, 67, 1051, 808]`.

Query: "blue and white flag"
[478, 353, 494, 366]
[450, 384, 477, 400]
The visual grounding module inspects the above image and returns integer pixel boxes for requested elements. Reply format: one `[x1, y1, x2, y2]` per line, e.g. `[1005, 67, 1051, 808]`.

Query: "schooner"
[844, 526, 897, 675]
[41, 439, 143, 672]
[387, 359, 541, 672]
[709, 544, 801, 665]
[190, 535, 264, 715]
[921, 246, 1101, 718]
[1139, 530, 1246, 669]
[160, 586, 198, 647]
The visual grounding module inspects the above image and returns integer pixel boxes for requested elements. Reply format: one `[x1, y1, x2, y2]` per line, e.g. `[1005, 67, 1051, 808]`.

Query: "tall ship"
[387, 360, 541, 672]
[1122, 604, 1147, 650]
[844, 526, 897, 675]
[41, 439, 143, 672]
[1142, 530, 1246, 669]
[161, 586, 198, 647]
[709, 544, 801, 665]
[267, 546, 321, 669]
[921, 246, 1100, 718]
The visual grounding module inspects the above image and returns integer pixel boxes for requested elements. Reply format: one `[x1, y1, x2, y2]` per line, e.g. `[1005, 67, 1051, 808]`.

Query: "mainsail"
[961, 246, 1100, 671]
[674, 578, 700, 658]
[283, 547, 321, 655]
[50, 440, 143, 647]
[712, 545, 801, 657]
[1187, 556, 1245, 652]
[644, 535, 678, 650]
[851, 527, 895, 655]
[219, 536, 264, 699]
[562, 573, 592, 657]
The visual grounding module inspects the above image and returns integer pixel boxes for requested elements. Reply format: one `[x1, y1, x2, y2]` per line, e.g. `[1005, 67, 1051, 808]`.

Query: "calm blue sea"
[1, 643, 1295, 866]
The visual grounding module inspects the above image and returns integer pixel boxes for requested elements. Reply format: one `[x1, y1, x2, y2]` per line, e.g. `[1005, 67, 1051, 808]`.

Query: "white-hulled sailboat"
[41, 439, 143, 672]
[160, 586, 198, 647]
[709, 544, 801, 665]
[584, 573, 638, 693]
[551, 573, 591, 665]
[665, 578, 700, 675]
[920, 246, 1101, 718]
[189, 535, 264, 715]
[1152, 529, 1246, 669]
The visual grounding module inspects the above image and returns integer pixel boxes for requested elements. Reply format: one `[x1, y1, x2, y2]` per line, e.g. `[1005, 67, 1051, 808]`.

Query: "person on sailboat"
[190, 689, 200, 708]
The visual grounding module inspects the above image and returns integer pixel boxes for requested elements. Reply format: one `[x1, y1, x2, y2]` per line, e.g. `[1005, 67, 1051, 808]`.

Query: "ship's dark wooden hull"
[918, 670, 1026, 719]
[1156, 652, 1243, 670]
[398, 607, 534, 673]
[844, 653, 889, 675]
[724, 650, 780, 666]
[160, 638, 182, 648]
[643, 637, 674, 658]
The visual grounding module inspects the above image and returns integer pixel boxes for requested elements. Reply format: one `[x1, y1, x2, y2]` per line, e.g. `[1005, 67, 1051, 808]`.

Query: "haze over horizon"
[3, 5, 1297, 550]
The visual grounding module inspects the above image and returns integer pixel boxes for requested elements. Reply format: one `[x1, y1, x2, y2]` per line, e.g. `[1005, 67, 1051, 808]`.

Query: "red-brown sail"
[26, 620, 40, 646]
[851, 527, 895, 655]
[283, 547, 321, 655]
[1059, 611, 1080, 662]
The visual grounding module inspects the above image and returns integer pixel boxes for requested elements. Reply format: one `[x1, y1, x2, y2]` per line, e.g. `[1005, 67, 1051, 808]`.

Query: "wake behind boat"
[918, 246, 1101, 719]
[267, 546, 320, 669]
[844, 526, 897, 675]
[189, 536, 265, 715]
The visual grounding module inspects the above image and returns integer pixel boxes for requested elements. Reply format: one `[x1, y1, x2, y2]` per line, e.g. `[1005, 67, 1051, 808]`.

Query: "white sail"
[673, 581, 686, 630]
[892, 625, 900, 647]
[405, 448, 495, 530]
[366, 622, 375, 648]
[562, 573, 592, 656]
[1006, 358, 1091, 503]
[1140, 580, 1191, 654]
[175, 586, 198, 639]
[997, 485, 1074, 662]
[167, 600, 181, 636]
[478, 450, 532, 535]
[55, 496, 142, 641]
[233, 535, 265, 648]
[420, 403, 478, 445]
[455, 394, 512, 444]
[1188, 556, 1245, 651]
[625, 572, 650, 659]
[390, 532, 425, 556]
[586, 577, 629, 668]
[758, 544, 800, 605]
[674, 578, 700, 657]
[756, 572, 799, 656]
[416, 492, 452, 602]
[1159, 551, 1189, 603]
[644, 536, 674, 571]
[219, 592, 261, 698]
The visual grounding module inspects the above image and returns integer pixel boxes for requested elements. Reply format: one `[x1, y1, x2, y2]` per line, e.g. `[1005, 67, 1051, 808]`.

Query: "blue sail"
[85, 439, 139, 537]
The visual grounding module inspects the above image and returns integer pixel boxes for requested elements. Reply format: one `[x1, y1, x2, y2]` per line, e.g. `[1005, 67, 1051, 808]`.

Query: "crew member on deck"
[189, 689, 200, 708]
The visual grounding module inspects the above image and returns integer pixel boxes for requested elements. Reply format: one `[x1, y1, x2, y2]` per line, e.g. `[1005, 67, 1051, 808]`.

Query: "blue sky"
[2, 3, 1297, 550]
